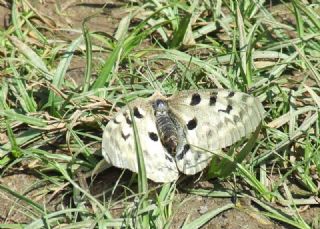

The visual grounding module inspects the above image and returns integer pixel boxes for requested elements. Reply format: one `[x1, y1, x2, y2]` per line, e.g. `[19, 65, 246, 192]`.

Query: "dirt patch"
[29, 0, 124, 35]
[1, 167, 319, 227]
[171, 195, 286, 229]
[0, 173, 41, 223]
[27, 1, 128, 85]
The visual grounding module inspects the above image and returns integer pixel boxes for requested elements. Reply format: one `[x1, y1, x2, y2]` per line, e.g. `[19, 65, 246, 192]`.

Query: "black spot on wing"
[209, 95, 217, 106]
[219, 105, 233, 114]
[133, 107, 143, 118]
[126, 117, 132, 125]
[148, 132, 159, 141]
[123, 112, 132, 125]
[228, 91, 235, 97]
[226, 105, 233, 113]
[177, 144, 190, 160]
[165, 155, 173, 163]
[187, 118, 197, 130]
[121, 132, 130, 140]
[190, 93, 201, 106]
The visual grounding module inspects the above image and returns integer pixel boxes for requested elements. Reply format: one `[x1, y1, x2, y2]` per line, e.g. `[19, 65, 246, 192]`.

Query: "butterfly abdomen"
[153, 99, 179, 153]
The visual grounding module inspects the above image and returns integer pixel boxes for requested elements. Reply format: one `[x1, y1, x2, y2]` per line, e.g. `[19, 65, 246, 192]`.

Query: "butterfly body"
[153, 99, 180, 153]
[102, 90, 265, 183]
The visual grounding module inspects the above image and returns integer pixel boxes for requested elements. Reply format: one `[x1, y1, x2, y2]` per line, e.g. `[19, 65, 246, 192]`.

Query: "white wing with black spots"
[102, 96, 179, 183]
[102, 90, 265, 182]
[167, 90, 264, 175]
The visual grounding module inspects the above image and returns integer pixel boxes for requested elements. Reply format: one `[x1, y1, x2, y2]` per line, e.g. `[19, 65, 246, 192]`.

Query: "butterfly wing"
[102, 97, 179, 183]
[168, 89, 265, 175]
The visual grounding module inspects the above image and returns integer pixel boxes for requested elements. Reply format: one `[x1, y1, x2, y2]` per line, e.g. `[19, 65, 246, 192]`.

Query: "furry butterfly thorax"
[102, 89, 265, 183]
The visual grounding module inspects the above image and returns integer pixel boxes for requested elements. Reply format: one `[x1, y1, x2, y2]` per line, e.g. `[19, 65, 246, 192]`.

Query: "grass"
[0, 0, 320, 228]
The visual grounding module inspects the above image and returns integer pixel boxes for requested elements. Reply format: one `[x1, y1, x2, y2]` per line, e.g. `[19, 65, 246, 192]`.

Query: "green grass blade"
[0, 110, 46, 127]
[47, 36, 83, 111]
[81, 18, 93, 93]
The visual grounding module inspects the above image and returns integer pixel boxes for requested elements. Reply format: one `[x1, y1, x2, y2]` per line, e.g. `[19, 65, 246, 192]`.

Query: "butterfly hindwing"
[102, 97, 178, 183]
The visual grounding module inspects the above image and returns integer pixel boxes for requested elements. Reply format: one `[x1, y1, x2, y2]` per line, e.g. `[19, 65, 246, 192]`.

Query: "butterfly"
[102, 89, 265, 183]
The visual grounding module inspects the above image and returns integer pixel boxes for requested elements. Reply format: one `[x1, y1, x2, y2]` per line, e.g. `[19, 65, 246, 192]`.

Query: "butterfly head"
[153, 99, 169, 115]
